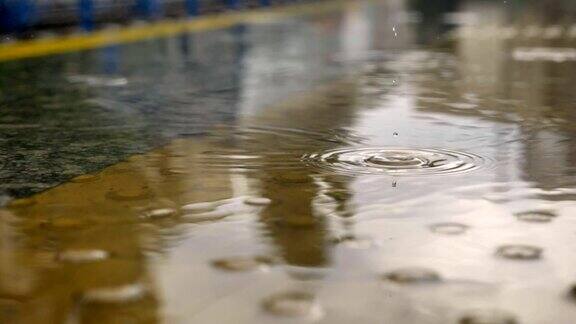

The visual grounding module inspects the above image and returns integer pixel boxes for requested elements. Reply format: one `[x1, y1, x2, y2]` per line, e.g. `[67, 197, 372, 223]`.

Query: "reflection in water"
[2, 0, 576, 323]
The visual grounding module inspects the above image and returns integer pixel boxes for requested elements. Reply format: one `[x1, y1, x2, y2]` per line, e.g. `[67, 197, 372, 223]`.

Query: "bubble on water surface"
[262, 291, 322, 319]
[212, 256, 273, 272]
[382, 267, 442, 284]
[305, 147, 485, 176]
[496, 244, 542, 260]
[82, 283, 146, 304]
[57, 249, 109, 263]
[458, 309, 518, 324]
[514, 210, 556, 223]
[430, 223, 469, 235]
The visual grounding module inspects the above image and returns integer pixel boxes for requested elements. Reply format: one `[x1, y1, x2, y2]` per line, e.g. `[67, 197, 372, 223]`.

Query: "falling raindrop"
[382, 267, 442, 284]
[496, 244, 542, 260]
[262, 291, 322, 319]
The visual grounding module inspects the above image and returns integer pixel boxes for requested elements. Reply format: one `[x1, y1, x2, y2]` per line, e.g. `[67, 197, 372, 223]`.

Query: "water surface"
[2, 1, 576, 323]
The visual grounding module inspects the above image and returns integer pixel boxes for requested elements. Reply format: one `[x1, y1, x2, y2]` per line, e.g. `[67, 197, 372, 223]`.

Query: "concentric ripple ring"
[303, 147, 486, 176]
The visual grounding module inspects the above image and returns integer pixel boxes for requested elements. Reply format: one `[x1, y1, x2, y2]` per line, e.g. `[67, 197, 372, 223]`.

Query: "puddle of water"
[2, 0, 576, 323]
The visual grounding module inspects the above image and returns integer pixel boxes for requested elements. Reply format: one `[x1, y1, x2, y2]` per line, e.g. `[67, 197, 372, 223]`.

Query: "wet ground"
[2, 0, 576, 323]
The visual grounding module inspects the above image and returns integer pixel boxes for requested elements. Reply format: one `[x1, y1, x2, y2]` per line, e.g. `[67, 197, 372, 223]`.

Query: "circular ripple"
[459, 309, 517, 324]
[190, 126, 365, 171]
[304, 147, 485, 176]
[496, 244, 542, 260]
[382, 267, 442, 284]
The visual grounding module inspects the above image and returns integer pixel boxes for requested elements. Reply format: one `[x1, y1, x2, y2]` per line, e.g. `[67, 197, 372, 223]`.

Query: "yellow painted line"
[0, 1, 348, 62]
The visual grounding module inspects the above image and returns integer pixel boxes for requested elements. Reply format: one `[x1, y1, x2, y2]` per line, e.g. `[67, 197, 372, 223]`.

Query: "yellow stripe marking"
[0, 1, 347, 62]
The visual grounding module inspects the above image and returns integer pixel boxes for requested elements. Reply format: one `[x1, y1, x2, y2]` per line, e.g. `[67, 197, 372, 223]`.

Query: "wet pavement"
[2, 0, 576, 323]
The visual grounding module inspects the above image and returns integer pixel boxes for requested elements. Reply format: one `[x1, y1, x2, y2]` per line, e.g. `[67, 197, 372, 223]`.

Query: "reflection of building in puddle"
[238, 80, 361, 269]
[404, 0, 576, 190]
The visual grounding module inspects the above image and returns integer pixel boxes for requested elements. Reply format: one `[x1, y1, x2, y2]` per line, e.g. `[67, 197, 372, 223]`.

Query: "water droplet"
[71, 174, 100, 183]
[459, 309, 517, 324]
[244, 197, 272, 206]
[106, 189, 152, 201]
[515, 210, 556, 223]
[82, 283, 146, 304]
[305, 147, 485, 176]
[57, 249, 109, 263]
[382, 267, 442, 284]
[496, 244, 542, 260]
[393, 132, 399, 137]
[140, 208, 178, 220]
[430, 223, 469, 235]
[262, 291, 322, 319]
[212, 256, 273, 272]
